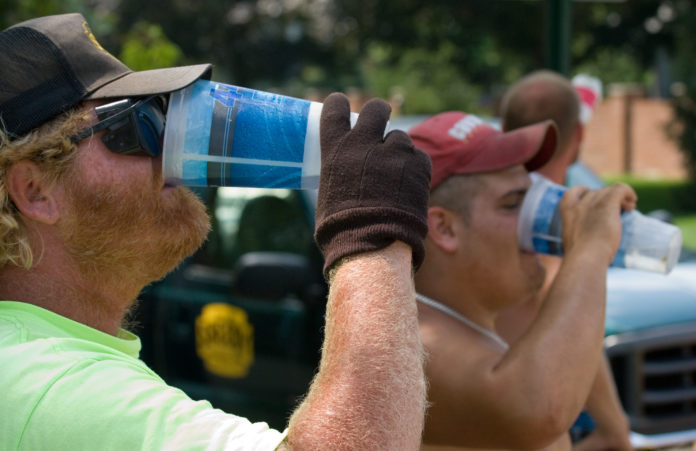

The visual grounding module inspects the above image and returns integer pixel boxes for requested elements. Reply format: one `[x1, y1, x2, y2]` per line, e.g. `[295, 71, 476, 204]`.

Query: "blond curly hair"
[0, 108, 88, 269]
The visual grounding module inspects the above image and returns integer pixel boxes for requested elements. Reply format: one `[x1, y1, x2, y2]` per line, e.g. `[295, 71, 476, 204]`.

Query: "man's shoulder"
[0, 301, 55, 348]
[420, 312, 506, 384]
[0, 300, 156, 395]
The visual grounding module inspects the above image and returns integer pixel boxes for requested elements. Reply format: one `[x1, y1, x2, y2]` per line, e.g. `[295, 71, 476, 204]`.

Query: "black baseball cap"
[0, 13, 212, 139]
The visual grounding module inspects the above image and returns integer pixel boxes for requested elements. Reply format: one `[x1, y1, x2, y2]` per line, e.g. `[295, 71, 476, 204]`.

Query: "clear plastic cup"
[612, 209, 683, 274]
[518, 173, 683, 274]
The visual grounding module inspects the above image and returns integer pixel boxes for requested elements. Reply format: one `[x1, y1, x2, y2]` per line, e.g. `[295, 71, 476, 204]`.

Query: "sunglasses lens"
[134, 99, 166, 157]
[99, 97, 165, 157]
[100, 116, 140, 153]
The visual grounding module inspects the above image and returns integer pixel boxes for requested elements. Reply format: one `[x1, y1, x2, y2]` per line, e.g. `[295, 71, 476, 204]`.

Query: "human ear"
[6, 161, 60, 225]
[426, 206, 459, 253]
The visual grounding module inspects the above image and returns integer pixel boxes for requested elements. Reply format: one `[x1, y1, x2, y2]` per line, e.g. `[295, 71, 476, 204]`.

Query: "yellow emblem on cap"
[81, 21, 110, 55]
[195, 303, 254, 378]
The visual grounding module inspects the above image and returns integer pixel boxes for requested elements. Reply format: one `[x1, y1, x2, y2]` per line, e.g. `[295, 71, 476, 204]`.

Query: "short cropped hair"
[500, 70, 580, 156]
[0, 108, 87, 268]
[429, 174, 483, 224]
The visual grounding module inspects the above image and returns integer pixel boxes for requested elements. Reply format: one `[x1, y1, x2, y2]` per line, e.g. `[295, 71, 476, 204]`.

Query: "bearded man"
[0, 13, 430, 450]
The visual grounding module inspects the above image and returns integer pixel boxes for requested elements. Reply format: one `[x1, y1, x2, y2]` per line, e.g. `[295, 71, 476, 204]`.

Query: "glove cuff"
[316, 207, 428, 278]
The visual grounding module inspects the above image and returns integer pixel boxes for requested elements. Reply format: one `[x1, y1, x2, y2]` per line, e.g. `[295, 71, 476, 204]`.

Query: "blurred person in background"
[498, 70, 632, 451]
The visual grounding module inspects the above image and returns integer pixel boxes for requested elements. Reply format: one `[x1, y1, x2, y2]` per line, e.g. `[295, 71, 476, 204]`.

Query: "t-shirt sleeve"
[20, 357, 288, 451]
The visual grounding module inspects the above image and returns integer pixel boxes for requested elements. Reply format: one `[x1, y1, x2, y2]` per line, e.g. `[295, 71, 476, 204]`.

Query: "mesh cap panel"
[0, 27, 86, 138]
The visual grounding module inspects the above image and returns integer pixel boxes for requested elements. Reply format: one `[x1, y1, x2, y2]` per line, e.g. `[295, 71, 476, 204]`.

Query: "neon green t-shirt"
[0, 301, 287, 450]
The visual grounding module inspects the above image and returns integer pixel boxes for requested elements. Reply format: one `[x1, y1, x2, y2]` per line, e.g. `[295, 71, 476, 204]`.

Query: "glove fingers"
[363, 131, 431, 215]
[401, 147, 432, 217]
[360, 130, 412, 201]
[353, 98, 391, 140]
[382, 129, 414, 151]
[314, 94, 432, 278]
[320, 93, 352, 151]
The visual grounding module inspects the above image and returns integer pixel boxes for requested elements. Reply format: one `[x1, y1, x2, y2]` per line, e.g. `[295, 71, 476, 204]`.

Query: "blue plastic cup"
[162, 80, 358, 189]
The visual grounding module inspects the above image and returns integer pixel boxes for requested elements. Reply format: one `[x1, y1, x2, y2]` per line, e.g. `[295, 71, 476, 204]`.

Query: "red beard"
[58, 164, 210, 287]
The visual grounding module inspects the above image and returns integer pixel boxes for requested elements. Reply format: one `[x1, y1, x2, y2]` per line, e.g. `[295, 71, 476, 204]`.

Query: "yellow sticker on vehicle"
[195, 303, 254, 378]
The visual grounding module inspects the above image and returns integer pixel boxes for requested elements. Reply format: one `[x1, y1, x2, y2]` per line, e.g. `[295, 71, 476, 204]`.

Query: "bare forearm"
[586, 355, 626, 423]
[577, 354, 632, 450]
[512, 183, 638, 405]
[534, 249, 606, 378]
[497, 249, 607, 429]
[286, 242, 426, 450]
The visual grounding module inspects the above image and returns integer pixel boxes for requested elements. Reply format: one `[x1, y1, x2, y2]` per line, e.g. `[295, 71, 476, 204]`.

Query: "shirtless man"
[409, 112, 636, 450]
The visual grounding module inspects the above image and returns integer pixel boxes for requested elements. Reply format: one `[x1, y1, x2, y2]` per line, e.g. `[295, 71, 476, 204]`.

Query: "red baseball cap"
[408, 112, 558, 189]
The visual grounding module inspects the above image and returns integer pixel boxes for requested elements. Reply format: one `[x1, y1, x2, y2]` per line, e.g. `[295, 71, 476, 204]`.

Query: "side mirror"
[232, 252, 313, 301]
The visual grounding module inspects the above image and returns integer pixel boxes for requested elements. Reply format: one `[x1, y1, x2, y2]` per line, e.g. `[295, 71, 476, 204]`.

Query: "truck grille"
[605, 321, 696, 434]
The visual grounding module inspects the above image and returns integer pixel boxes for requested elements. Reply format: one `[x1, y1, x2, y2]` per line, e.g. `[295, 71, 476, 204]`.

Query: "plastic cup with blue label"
[162, 80, 359, 189]
[518, 173, 683, 274]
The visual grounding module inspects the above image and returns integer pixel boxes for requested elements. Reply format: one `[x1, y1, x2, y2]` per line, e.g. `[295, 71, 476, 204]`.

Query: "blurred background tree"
[2, 0, 695, 171]
[670, 1, 696, 176]
[119, 22, 184, 70]
[0, 0, 678, 109]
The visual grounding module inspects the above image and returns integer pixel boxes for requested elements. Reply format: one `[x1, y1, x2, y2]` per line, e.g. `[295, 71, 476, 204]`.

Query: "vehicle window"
[194, 187, 318, 270]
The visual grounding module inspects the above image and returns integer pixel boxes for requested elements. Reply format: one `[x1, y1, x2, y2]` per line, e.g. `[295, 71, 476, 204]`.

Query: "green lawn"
[674, 214, 696, 250]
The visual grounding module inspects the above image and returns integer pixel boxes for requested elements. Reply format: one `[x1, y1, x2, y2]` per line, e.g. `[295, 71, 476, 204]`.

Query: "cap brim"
[86, 63, 212, 99]
[519, 120, 558, 172]
[465, 119, 557, 174]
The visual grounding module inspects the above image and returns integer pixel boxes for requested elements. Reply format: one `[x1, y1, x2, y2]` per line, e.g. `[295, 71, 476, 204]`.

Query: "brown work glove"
[315, 92, 432, 278]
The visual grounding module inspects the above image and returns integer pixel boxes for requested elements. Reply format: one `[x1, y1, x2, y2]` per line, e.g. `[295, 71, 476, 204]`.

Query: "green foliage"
[361, 42, 483, 114]
[671, 3, 696, 178]
[119, 22, 184, 71]
[115, 0, 329, 88]
[674, 214, 696, 250]
[573, 48, 654, 86]
[603, 175, 696, 249]
[603, 175, 696, 214]
[0, 0, 83, 28]
[0, 0, 117, 42]
[0, 0, 689, 144]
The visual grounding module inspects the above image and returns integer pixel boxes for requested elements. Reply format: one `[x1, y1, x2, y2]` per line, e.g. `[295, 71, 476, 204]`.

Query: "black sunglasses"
[71, 95, 167, 158]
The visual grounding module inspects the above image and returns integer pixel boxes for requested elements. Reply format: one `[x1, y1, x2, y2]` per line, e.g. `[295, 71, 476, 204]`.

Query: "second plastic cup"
[518, 173, 683, 274]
